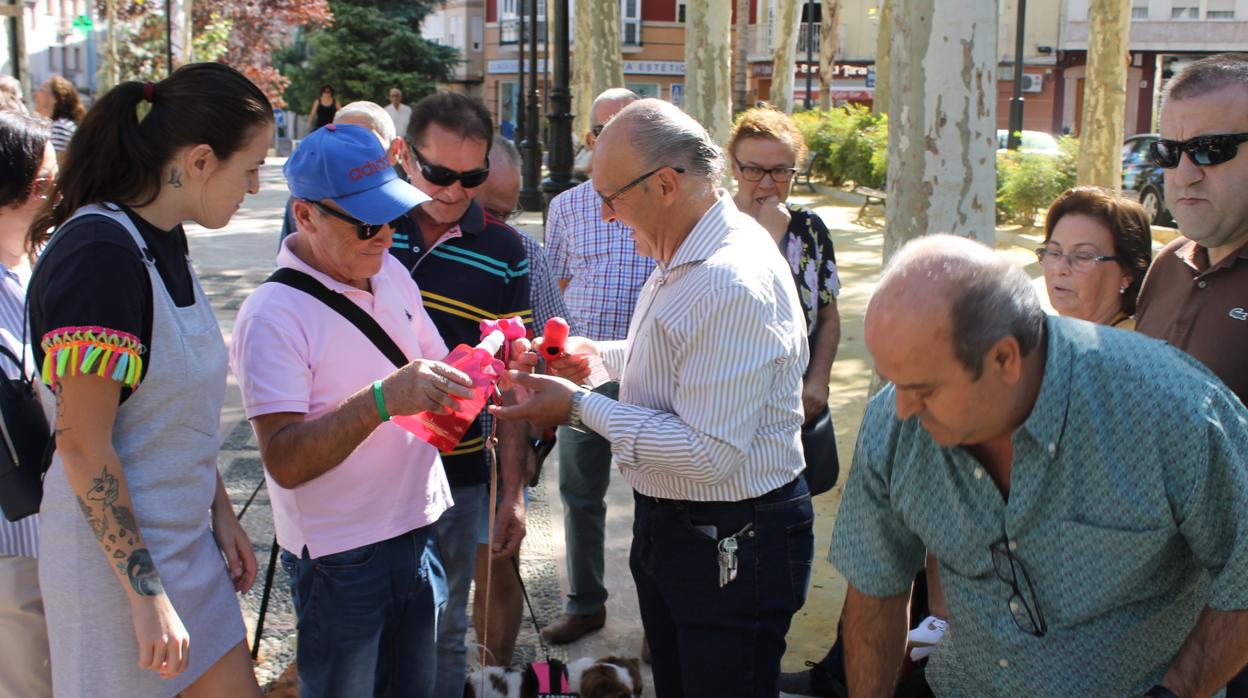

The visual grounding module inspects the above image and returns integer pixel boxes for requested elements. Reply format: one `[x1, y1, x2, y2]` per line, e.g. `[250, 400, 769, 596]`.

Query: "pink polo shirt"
[230, 236, 452, 558]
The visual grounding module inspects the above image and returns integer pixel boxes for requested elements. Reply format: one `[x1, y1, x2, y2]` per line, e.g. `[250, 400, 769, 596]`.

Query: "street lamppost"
[1006, 0, 1027, 150]
[165, 0, 173, 77]
[803, 0, 815, 110]
[541, 0, 574, 208]
[519, 0, 544, 211]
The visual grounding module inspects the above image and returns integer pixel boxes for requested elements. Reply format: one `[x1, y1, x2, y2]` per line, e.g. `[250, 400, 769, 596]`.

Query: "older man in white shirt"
[493, 99, 813, 698]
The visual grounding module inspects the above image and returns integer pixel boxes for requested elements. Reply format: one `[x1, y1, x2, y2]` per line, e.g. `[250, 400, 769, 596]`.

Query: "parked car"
[1122, 133, 1174, 227]
[996, 129, 1062, 156]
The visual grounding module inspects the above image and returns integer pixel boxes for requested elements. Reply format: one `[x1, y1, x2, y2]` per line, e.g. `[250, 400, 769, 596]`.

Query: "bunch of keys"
[717, 523, 753, 588]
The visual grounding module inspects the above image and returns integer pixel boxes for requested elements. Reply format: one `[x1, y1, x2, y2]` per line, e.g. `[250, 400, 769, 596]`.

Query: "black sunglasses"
[305, 199, 398, 240]
[990, 537, 1047, 637]
[410, 148, 490, 188]
[1149, 132, 1248, 169]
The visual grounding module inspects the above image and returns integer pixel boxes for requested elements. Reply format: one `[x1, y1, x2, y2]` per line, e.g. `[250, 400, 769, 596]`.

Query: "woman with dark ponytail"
[27, 63, 272, 697]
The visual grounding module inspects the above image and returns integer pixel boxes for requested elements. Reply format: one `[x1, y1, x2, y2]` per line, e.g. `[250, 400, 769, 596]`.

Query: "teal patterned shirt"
[830, 316, 1248, 697]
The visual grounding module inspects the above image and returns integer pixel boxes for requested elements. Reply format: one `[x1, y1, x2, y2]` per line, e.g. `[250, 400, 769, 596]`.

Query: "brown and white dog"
[464, 655, 643, 698]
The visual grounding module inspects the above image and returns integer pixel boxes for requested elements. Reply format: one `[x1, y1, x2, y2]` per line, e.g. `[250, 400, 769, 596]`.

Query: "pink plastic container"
[394, 331, 505, 452]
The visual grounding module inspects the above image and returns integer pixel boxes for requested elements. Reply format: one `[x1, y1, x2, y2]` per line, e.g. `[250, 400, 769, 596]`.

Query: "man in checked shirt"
[493, 99, 814, 697]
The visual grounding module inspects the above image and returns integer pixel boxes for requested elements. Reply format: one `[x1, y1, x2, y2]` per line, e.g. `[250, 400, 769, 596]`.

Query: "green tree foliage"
[278, 0, 460, 116]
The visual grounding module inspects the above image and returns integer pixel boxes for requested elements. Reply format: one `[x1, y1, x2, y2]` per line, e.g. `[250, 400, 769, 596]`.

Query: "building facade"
[423, 0, 1248, 141]
[0, 0, 97, 106]
[1057, 0, 1248, 136]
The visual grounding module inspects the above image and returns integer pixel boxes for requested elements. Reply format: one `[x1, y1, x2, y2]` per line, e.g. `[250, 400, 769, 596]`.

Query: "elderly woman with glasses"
[727, 105, 842, 426]
[1038, 186, 1154, 329]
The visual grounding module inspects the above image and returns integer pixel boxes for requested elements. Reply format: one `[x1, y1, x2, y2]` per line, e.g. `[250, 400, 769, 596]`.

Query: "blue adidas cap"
[284, 123, 430, 225]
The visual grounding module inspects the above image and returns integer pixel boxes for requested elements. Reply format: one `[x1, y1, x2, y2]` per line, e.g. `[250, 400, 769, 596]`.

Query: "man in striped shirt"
[494, 99, 814, 696]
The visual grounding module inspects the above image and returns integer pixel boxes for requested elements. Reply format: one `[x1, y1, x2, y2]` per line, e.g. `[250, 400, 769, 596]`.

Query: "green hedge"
[995, 135, 1079, 225]
[792, 108, 1079, 226]
[792, 105, 888, 189]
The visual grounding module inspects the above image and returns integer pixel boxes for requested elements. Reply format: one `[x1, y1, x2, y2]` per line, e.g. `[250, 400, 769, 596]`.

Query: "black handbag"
[800, 404, 839, 496]
[0, 343, 54, 522]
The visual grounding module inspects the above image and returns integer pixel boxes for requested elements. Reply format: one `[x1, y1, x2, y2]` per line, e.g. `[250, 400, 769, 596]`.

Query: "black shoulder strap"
[265, 267, 408, 369]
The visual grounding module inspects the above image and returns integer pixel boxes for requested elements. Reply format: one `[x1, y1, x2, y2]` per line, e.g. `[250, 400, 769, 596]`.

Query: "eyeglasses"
[304, 199, 399, 240]
[1148, 133, 1248, 169]
[990, 537, 1047, 637]
[598, 166, 686, 212]
[733, 158, 798, 183]
[1035, 246, 1118, 273]
[590, 124, 605, 137]
[410, 148, 490, 189]
[484, 204, 524, 222]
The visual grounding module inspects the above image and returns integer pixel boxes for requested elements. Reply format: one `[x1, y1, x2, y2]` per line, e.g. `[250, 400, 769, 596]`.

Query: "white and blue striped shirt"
[580, 192, 809, 502]
[0, 262, 37, 557]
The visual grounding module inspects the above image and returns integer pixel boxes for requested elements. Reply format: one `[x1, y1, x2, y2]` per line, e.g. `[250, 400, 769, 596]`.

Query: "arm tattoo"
[77, 465, 158, 591]
[52, 383, 71, 437]
[167, 168, 183, 188]
[126, 549, 164, 596]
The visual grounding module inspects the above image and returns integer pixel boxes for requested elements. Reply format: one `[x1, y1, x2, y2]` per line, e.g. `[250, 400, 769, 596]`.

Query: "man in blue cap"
[230, 123, 477, 697]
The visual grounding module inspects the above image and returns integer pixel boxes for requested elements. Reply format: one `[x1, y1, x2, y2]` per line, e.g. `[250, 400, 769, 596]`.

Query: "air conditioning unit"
[1021, 74, 1043, 93]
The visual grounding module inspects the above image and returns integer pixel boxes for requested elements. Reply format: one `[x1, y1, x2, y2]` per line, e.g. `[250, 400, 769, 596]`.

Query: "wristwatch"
[1137, 686, 1179, 698]
[567, 387, 590, 430]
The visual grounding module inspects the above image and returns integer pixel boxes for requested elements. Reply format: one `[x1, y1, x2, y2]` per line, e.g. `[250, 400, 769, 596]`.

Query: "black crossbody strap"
[265, 267, 408, 369]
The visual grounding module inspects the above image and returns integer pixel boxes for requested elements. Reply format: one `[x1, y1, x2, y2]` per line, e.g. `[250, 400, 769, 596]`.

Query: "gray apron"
[38, 203, 243, 697]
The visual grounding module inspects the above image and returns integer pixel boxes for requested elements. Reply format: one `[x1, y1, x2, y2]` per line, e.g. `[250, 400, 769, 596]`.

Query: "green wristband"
[372, 380, 391, 422]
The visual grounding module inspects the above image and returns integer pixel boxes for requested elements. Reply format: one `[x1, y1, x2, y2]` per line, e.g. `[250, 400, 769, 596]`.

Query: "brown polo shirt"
[1136, 235, 1248, 405]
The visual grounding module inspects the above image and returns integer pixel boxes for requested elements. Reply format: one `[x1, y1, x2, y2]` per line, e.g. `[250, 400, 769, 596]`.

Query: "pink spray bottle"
[393, 317, 527, 452]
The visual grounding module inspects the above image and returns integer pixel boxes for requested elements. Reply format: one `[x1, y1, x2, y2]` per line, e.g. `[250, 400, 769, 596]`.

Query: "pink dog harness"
[532, 660, 575, 697]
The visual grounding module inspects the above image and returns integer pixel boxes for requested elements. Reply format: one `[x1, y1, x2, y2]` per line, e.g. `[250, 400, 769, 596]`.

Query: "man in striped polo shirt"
[493, 99, 814, 696]
[390, 91, 533, 697]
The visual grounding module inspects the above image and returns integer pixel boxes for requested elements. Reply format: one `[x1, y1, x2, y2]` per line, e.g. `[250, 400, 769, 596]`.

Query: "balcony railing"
[499, 16, 547, 45]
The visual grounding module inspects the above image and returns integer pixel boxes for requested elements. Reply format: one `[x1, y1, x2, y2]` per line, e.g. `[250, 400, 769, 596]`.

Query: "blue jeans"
[557, 381, 619, 615]
[280, 526, 444, 698]
[631, 477, 814, 697]
[432, 483, 487, 697]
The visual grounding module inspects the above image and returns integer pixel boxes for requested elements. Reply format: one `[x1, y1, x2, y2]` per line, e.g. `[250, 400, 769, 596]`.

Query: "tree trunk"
[572, 0, 623, 141]
[819, 0, 841, 110]
[884, 0, 997, 264]
[685, 0, 733, 152]
[768, 0, 801, 112]
[872, 0, 892, 116]
[105, 0, 118, 88]
[1076, 0, 1130, 190]
[572, 0, 591, 142]
[734, 0, 750, 112]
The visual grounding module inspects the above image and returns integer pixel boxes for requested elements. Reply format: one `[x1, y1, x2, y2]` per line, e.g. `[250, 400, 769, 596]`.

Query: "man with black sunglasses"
[1136, 52, 1248, 698]
[232, 122, 477, 697]
[830, 234, 1248, 698]
[389, 91, 533, 697]
[1137, 54, 1248, 409]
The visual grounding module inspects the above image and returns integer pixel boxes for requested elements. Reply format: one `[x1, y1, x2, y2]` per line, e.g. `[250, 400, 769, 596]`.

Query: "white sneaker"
[908, 615, 948, 661]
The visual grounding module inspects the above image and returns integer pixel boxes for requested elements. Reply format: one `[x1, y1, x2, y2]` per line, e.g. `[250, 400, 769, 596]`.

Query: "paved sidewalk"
[196, 161, 1059, 692]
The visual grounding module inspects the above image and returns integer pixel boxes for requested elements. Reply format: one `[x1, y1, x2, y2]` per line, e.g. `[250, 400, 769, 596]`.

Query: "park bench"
[853, 185, 887, 222]
[793, 155, 817, 192]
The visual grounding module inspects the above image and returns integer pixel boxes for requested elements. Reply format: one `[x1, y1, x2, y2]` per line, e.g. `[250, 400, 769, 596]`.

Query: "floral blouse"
[780, 203, 841, 333]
